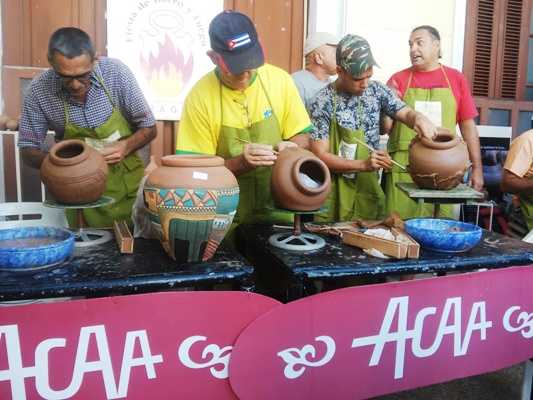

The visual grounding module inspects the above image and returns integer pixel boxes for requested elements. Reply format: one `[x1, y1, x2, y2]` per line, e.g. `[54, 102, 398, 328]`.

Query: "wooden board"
[391, 228, 420, 259]
[396, 182, 484, 200]
[342, 227, 420, 259]
[113, 220, 134, 254]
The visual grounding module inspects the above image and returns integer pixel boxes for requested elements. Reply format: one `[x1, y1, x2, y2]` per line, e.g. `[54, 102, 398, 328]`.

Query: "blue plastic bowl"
[404, 218, 483, 253]
[0, 227, 74, 270]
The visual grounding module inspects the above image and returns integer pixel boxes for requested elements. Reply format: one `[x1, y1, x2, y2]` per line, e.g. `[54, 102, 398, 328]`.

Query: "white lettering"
[277, 336, 336, 379]
[117, 330, 163, 397]
[352, 296, 492, 379]
[503, 306, 533, 338]
[178, 336, 232, 379]
[0, 325, 163, 399]
[0, 325, 36, 400]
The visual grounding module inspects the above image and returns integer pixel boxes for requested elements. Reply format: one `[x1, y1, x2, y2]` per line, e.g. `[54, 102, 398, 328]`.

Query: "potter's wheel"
[44, 196, 115, 247]
[268, 210, 326, 251]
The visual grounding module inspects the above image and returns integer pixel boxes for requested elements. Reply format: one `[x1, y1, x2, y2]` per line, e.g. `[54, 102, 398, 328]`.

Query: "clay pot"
[5, 119, 18, 131]
[271, 147, 331, 211]
[0, 115, 9, 130]
[144, 155, 239, 263]
[41, 139, 108, 204]
[408, 128, 469, 190]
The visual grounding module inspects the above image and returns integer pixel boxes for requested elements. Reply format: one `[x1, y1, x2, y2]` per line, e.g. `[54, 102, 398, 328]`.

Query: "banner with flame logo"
[108, 0, 223, 120]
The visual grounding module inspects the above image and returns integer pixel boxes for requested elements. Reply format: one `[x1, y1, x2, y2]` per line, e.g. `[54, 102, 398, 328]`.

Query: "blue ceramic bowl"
[0, 227, 74, 270]
[404, 218, 483, 253]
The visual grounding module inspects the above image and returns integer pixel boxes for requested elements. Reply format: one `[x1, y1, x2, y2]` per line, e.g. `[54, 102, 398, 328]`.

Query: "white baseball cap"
[304, 32, 340, 55]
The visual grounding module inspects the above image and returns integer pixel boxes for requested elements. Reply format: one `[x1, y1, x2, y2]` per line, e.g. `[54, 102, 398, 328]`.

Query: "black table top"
[0, 238, 252, 301]
[237, 224, 533, 279]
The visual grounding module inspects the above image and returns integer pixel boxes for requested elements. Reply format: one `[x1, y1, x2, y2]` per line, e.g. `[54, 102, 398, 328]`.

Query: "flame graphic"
[140, 34, 194, 98]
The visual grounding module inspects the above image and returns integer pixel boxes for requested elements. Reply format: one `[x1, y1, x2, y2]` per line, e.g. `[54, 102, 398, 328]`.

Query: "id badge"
[85, 130, 122, 152]
[414, 101, 442, 127]
[338, 139, 357, 179]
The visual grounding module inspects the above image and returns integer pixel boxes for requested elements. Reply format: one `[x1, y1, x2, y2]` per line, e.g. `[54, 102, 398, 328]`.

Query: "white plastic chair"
[0, 202, 67, 229]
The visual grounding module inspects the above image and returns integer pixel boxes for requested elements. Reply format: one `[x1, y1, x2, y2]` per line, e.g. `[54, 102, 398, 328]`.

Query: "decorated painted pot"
[41, 139, 108, 204]
[143, 155, 239, 263]
[271, 147, 331, 211]
[408, 128, 469, 190]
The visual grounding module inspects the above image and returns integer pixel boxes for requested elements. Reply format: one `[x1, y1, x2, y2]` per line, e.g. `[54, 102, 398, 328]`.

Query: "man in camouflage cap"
[308, 33, 438, 222]
[336, 34, 379, 82]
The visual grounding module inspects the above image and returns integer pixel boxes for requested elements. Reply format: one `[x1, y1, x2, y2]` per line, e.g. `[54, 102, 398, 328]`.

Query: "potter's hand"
[413, 112, 438, 141]
[100, 140, 129, 165]
[469, 165, 484, 192]
[243, 143, 277, 168]
[364, 150, 392, 171]
[275, 141, 298, 152]
[144, 155, 158, 177]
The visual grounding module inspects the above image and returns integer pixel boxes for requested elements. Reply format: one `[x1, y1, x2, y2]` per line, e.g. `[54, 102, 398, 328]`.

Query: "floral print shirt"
[308, 80, 405, 149]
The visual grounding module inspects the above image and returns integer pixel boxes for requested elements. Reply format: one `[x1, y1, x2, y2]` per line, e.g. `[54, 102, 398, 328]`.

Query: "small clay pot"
[41, 139, 108, 204]
[271, 147, 331, 211]
[0, 115, 9, 130]
[408, 128, 469, 190]
[5, 119, 18, 131]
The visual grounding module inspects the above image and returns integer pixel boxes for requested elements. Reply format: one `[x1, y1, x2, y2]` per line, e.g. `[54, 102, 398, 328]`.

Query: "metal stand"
[269, 213, 326, 251]
[44, 196, 115, 247]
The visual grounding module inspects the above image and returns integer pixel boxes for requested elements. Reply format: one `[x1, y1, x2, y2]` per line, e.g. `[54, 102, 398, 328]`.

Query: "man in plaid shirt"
[18, 27, 156, 228]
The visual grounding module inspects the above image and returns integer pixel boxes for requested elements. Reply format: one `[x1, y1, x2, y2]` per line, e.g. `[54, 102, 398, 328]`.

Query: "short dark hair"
[47, 27, 95, 63]
[412, 25, 441, 41]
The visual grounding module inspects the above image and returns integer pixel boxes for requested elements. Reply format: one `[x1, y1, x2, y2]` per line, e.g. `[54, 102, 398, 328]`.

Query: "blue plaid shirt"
[18, 57, 155, 149]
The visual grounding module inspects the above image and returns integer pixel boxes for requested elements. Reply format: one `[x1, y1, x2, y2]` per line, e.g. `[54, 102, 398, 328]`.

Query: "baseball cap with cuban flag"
[209, 11, 264, 75]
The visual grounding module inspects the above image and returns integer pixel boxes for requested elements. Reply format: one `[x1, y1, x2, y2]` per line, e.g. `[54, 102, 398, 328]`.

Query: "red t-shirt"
[387, 65, 478, 123]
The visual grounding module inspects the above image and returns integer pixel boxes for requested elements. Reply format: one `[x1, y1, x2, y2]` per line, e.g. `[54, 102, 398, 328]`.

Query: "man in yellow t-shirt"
[502, 129, 533, 230]
[176, 11, 312, 225]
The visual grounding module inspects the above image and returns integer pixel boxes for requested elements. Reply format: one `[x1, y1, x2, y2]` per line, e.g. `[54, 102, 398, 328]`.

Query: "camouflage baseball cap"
[336, 34, 379, 77]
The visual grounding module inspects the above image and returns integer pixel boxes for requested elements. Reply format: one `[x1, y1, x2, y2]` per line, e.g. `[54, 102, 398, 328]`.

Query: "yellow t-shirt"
[504, 129, 533, 179]
[176, 64, 311, 155]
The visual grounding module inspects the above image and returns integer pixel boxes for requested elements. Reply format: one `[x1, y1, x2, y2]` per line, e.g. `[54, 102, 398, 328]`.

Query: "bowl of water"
[0, 226, 74, 270]
[404, 218, 482, 253]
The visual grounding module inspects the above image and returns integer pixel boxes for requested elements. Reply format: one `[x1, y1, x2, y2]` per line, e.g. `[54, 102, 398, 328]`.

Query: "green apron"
[384, 66, 456, 219]
[315, 90, 385, 222]
[64, 75, 144, 228]
[216, 75, 293, 225]
[520, 193, 533, 231]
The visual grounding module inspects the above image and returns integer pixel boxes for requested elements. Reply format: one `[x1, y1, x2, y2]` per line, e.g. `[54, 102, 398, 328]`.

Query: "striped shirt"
[18, 57, 155, 149]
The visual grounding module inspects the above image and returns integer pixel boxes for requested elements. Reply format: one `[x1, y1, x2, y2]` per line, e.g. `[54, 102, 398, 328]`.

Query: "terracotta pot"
[0, 115, 9, 130]
[5, 119, 18, 131]
[271, 147, 331, 211]
[144, 155, 239, 263]
[41, 139, 108, 204]
[408, 128, 469, 190]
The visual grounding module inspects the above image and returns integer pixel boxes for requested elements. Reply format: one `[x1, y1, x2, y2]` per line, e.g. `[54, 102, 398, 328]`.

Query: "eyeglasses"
[55, 70, 93, 84]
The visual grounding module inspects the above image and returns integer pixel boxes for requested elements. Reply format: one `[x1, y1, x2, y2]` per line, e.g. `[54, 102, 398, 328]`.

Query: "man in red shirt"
[383, 25, 483, 219]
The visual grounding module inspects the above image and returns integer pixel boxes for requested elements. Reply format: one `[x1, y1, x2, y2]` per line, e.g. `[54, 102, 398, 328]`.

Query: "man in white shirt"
[292, 32, 339, 110]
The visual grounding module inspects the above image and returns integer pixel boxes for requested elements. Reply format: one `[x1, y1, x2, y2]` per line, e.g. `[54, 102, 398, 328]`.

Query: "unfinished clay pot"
[41, 139, 108, 204]
[0, 115, 9, 130]
[144, 155, 239, 263]
[5, 119, 18, 131]
[408, 128, 469, 190]
[271, 147, 331, 211]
